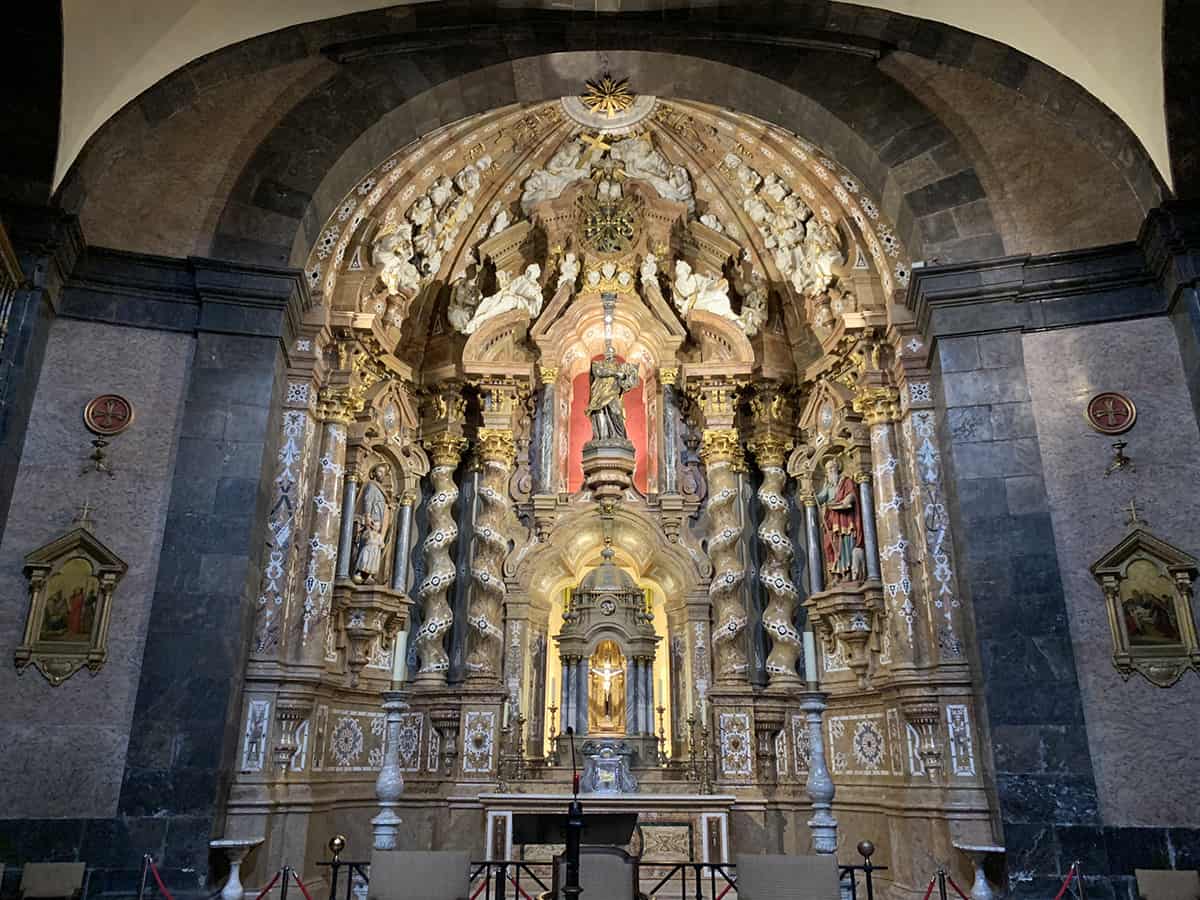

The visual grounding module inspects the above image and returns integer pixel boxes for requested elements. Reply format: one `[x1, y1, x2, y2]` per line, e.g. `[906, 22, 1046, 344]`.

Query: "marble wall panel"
[1024, 317, 1200, 827]
[0, 319, 192, 817]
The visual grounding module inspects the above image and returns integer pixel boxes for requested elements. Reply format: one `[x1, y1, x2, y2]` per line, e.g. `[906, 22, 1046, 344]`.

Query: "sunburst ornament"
[581, 75, 636, 119]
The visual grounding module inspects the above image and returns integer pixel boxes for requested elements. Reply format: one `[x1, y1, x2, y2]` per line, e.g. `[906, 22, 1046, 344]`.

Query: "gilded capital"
[400, 490, 419, 506]
[317, 388, 356, 424]
[853, 386, 900, 426]
[659, 366, 680, 386]
[799, 491, 817, 507]
[747, 435, 793, 467]
[424, 432, 468, 468]
[538, 366, 559, 386]
[700, 427, 744, 469]
[477, 427, 518, 467]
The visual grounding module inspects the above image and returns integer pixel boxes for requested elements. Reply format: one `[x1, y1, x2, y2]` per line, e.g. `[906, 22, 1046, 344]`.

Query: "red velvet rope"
[946, 875, 971, 900]
[148, 860, 175, 900]
[290, 871, 314, 900]
[921, 875, 938, 900]
[1053, 863, 1079, 900]
[254, 870, 282, 900]
[469, 880, 488, 900]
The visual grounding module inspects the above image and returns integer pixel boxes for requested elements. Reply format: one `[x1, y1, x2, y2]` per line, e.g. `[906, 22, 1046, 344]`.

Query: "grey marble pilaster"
[391, 500, 414, 592]
[336, 478, 358, 580]
[858, 480, 881, 580]
[577, 659, 590, 735]
[535, 383, 555, 492]
[804, 502, 824, 594]
[626, 657, 638, 735]
[643, 660, 654, 735]
[662, 383, 679, 493]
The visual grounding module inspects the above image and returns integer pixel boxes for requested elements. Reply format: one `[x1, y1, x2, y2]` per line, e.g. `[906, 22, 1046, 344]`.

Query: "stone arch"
[55, 6, 1161, 267]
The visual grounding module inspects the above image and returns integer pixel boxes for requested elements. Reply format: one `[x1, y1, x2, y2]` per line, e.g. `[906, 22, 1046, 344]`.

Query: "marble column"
[577, 658, 590, 735]
[412, 433, 466, 685]
[802, 495, 824, 596]
[561, 659, 572, 734]
[701, 428, 749, 683]
[625, 657, 638, 735]
[297, 407, 350, 664]
[642, 660, 653, 734]
[660, 368, 680, 494]
[535, 367, 557, 493]
[749, 436, 802, 686]
[466, 428, 515, 681]
[391, 491, 416, 591]
[856, 477, 881, 580]
[566, 658, 579, 735]
[336, 475, 358, 580]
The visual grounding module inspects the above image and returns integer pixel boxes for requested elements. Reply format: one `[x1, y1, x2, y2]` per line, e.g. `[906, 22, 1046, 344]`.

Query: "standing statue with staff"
[586, 348, 640, 441]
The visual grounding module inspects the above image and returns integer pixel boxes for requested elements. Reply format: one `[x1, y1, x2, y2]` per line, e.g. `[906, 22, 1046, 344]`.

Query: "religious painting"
[14, 521, 127, 686]
[1091, 526, 1200, 687]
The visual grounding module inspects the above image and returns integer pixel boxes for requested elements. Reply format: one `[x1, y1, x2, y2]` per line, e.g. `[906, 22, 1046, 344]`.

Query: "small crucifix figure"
[580, 132, 611, 160]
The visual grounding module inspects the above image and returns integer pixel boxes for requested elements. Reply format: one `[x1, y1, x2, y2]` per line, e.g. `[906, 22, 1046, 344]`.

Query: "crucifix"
[74, 499, 96, 531]
[1122, 497, 1145, 528]
[580, 131, 611, 160]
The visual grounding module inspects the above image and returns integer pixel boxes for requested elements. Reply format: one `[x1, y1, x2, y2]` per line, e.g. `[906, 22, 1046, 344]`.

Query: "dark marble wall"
[912, 204, 1200, 900]
[0, 247, 306, 898]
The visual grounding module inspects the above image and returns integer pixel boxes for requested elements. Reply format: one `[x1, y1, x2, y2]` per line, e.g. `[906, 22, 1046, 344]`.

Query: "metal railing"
[640, 862, 737, 899]
[468, 860, 552, 900]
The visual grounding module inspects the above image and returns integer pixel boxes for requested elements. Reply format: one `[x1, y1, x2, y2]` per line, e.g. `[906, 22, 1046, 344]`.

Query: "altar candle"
[502, 697, 510, 728]
[803, 629, 819, 684]
[656, 677, 663, 703]
[391, 630, 407, 683]
[550, 677, 556, 702]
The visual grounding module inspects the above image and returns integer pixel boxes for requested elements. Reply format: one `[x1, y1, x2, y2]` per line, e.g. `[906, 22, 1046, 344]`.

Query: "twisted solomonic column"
[702, 428, 749, 682]
[466, 428, 515, 680]
[412, 433, 467, 685]
[749, 436, 802, 686]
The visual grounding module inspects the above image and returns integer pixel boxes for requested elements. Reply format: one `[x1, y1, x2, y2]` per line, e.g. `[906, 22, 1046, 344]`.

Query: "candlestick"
[656, 676, 663, 700]
[803, 628, 818, 685]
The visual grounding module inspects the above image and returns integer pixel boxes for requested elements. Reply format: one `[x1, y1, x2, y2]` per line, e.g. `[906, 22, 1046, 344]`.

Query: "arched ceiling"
[57, 0, 1170, 190]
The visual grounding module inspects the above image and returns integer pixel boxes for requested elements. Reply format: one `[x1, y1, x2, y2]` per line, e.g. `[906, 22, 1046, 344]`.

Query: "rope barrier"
[254, 869, 282, 900]
[290, 870, 314, 900]
[920, 874, 937, 900]
[148, 858, 176, 900]
[945, 875, 971, 900]
[1053, 862, 1080, 900]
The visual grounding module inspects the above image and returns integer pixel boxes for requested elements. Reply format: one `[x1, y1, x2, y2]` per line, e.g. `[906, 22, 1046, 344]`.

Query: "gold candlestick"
[656, 703, 667, 766]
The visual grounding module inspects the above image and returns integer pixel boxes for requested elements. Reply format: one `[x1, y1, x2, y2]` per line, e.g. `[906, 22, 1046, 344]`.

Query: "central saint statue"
[586, 348, 640, 441]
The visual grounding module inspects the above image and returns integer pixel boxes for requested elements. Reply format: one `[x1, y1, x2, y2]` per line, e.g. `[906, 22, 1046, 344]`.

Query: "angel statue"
[371, 224, 420, 298]
[672, 260, 736, 320]
[447, 273, 482, 333]
[462, 263, 544, 334]
[586, 348, 640, 442]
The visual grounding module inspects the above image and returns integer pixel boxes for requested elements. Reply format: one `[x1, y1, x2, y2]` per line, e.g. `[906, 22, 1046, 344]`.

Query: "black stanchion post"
[858, 840, 877, 900]
[280, 868, 291, 900]
[936, 868, 948, 900]
[493, 862, 506, 900]
[137, 854, 151, 900]
[563, 727, 583, 900]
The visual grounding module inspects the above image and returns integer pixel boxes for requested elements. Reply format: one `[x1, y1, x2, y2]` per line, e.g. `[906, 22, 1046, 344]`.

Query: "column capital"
[423, 432, 468, 468]
[538, 366, 559, 385]
[399, 490, 419, 506]
[659, 366, 680, 386]
[700, 427, 744, 470]
[747, 434, 793, 468]
[317, 387, 357, 424]
[477, 427, 517, 466]
[852, 385, 900, 426]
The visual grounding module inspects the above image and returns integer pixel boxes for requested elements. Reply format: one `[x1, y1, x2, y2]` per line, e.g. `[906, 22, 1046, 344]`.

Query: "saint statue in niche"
[586, 348, 640, 442]
[817, 456, 865, 585]
[352, 465, 392, 584]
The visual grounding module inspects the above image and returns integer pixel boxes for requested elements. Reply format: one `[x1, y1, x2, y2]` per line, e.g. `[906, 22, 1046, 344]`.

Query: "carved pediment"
[461, 308, 536, 378]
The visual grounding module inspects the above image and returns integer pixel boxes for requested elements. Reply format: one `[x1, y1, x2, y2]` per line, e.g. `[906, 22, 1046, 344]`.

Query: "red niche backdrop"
[568, 354, 648, 493]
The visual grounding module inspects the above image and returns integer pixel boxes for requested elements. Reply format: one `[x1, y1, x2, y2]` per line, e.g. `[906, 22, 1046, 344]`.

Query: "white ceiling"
[58, 0, 1169, 188]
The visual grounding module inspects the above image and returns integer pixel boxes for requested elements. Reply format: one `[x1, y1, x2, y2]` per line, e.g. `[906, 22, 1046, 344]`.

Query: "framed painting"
[14, 523, 127, 686]
[1091, 526, 1200, 687]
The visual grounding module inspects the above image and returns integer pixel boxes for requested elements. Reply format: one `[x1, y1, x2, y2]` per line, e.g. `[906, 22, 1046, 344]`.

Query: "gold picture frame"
[14, 524, 127, 686]
[1091, 527, 1200, 687]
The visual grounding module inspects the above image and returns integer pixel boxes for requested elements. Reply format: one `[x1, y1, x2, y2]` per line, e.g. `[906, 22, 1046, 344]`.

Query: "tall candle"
[657, 677, 663, 703]
[391, 630, 408, 683]
[803, 629, 819, 684]
[550, 677, 556, 702]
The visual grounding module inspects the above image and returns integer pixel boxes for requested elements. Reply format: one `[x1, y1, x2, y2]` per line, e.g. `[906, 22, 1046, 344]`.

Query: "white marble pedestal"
[954, 843, 1005, 900]
[210, 838, 265, 900]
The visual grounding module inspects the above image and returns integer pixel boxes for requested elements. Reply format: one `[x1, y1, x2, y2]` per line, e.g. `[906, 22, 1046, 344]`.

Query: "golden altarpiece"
[227, 81, 994, 893]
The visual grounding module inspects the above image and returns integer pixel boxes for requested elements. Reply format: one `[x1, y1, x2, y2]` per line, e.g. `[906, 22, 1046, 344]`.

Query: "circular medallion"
[600, 597, 617, 616]
[83, 394, 134, 436]
[1085, 392, 1136, 435]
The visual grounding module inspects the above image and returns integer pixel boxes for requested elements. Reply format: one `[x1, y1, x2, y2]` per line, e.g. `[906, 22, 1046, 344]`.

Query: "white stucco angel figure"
[640, 253, 659, 286]
[371, 224, 421, 298]
[735, 270, 769, 337]
[609, 136, 694, 209]
[520, 140, 594, 213]
[699, 213, 725, 234]
[556, 252, 580, 291]
[672, 260, 736, 320]
[794, 220, 845, 297]
[489, 209, 511, 237]
[462, 263, 544, 334]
